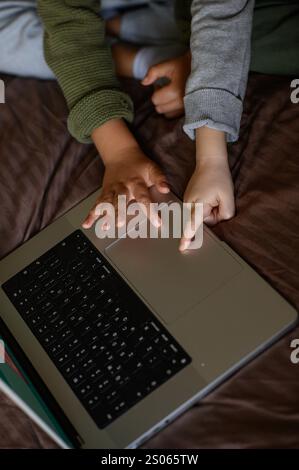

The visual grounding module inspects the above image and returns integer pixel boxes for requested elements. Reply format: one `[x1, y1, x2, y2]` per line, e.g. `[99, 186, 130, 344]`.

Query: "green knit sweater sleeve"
[37, 0, 134, 143]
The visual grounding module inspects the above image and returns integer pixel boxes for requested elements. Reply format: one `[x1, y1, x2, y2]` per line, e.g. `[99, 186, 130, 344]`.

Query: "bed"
[0, 72, 298, 448]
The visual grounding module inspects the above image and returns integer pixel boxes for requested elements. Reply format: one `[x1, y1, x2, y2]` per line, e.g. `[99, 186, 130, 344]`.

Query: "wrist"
[195, 127, 228, 168]
[196, 152, 229, 171]
[91, 118, 140, 165]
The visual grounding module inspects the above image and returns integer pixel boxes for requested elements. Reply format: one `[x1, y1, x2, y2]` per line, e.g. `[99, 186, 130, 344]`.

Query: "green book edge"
[0, 337, 72, 447]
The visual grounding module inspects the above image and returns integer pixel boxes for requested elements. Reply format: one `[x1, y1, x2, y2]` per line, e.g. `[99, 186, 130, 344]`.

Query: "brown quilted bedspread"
[0, 73, 298, 448]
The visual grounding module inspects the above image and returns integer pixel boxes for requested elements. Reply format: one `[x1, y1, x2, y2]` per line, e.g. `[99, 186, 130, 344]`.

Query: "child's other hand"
[180, 157, 235, 251]
[82, 146, 170, 230]
[142, 52, 191, 119]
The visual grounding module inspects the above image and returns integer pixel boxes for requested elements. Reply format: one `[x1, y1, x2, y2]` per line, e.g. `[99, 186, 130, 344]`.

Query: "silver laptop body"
[0, 189, 297, 448]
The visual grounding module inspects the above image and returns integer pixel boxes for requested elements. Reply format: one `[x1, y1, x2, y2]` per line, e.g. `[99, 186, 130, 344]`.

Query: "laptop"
[0, 188, 297, 448]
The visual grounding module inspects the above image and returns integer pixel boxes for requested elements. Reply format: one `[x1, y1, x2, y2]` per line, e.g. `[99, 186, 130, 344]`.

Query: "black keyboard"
[2, 230, 191, 428]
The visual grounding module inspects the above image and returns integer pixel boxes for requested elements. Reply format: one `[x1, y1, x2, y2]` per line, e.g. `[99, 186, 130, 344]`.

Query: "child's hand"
[82, 146, 170, 230]
[85, 119, 170, 231]
[180, 157, 235, 251]
[142, 51, 191, 119]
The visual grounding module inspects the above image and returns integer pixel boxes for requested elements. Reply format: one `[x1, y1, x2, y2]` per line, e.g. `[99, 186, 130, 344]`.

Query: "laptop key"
[48, 287, 64, 300]
[71, 373, 86, 388]
[89, 366, 103, 382]
[58, 327, 73, 343]
[53, 318, 67, 331]
[61, 361, 77, 377]
[111, 399, 127, 416]
[28, 314, 43, 327]
[104, 389, 120, 404]
[78, 383, 93, 397]
[105, 362, 123, 376]
[142, 322, 160, 339]
[36, 324, 50, 336]
[57, 352, 70, 366]
[48, 342, 64, 357]
[48, 309, 60, 323]
[75, 347, 88, 362]
[97, 375, 112, 394]
[123, 358, 143, 375]
[143, 351, 162, 368]
[66, 337, 80, 352]
[81, 358, 95, 372]
[43, 332, 56, 346]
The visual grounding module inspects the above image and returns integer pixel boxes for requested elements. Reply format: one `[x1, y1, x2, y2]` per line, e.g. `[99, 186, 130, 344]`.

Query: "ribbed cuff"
[183, 89, 243, 143]
[67, 89, 134, 143]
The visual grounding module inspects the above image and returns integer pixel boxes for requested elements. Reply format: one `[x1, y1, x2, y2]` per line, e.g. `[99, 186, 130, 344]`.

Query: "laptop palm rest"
[105, 230, 243, 325]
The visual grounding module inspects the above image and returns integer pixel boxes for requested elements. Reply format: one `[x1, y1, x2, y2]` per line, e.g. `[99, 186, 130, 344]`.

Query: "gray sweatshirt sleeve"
[184, 0, 255, 142]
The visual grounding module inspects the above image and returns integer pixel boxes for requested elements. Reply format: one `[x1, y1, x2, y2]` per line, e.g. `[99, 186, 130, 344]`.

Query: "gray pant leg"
[100, 0, 149, 20]
[133, 43, 187, 79]
[0, 0, 55, 79]
[119, 0, 180, 45]
[114, 0, 187, 79]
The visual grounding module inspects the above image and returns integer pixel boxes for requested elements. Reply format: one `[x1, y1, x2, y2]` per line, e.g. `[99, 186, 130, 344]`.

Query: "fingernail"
[161, 182, 170, 191]
[179, 241, 189, 252]
[94, 205, 101, 216]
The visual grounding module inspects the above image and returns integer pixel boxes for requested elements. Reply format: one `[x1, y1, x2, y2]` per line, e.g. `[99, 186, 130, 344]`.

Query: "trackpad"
[105, 231, 242, 324]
